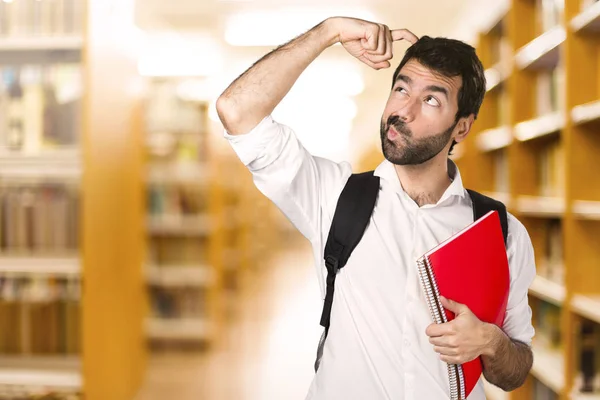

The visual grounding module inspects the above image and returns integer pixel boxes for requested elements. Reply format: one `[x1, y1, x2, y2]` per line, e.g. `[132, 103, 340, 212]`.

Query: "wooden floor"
[135, 242, 322, 400]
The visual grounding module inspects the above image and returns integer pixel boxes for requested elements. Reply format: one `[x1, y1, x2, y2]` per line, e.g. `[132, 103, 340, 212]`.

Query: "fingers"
[375, 24, 393, 57]
[376, 24, 386, 55]
[433, 343, 463, 365]
[361, 24, 394, 68]
[362, 24, 387, 55]
[358, 54, 390, 70]
[431, 336, 463, 365]
[391, 28, 419, 44]
[433, 345, 459, 356]
[439, 354, 462, 365]
[375, 61, 391, 69]
[363, 52, 390, 65]
[385, 26, 393, 59]
[360, 26, 378, 52]
[440, 296, 469, 315]
[425, 322, 454, 338]
[429, 335, 456, 348]
[351, 23, 416, 70]
[440, 296, 454, 311]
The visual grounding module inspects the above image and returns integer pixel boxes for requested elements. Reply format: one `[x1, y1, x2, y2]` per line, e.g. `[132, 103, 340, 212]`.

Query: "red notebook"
[416, 210, 510, 400]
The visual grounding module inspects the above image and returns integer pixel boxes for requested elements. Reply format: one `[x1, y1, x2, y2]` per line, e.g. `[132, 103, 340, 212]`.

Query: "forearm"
[481, 324, 533, 392]
[217, 18, 340, 135]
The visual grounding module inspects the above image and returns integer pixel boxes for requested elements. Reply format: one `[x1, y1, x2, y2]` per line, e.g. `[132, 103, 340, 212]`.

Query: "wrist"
[480, 323, 504, 358]
[320, 17, 342, 47]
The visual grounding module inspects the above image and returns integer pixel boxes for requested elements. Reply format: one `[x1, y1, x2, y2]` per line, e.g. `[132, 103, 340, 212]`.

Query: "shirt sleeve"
[500, 213, 537, 346]
[223, 115, 352, 244]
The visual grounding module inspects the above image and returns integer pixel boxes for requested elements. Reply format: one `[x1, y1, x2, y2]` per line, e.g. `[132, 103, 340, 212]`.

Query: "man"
[217, 16, 535, 400]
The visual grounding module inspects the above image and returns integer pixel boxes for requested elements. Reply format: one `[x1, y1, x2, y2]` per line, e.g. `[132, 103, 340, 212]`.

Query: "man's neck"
[393, 156, 453, 207]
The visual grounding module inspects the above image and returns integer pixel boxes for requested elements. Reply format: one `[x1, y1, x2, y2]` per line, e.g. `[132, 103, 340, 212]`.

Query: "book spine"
[425, 256, 467, 400]
[417, 256, 463, 400]
[416, 257, 444, 324]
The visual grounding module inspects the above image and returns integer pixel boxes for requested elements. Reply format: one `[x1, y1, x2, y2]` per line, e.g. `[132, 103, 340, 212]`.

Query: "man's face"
[380, 60, 463, 165]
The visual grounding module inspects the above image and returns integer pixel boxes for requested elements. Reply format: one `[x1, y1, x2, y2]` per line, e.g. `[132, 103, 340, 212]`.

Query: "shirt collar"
[373, 158, 466, 203]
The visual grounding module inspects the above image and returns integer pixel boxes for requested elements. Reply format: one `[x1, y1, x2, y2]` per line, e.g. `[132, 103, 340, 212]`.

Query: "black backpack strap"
[320, 171, 380, 330]
[466, 189, 508, 246]
[314, 171, 379, 371]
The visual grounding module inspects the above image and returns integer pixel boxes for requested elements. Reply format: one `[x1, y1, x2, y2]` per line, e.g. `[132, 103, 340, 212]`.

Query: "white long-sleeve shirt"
[224, 115, 536, 400]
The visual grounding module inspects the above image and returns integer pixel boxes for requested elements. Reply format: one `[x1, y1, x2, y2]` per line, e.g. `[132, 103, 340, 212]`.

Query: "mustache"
[386, 115, 412, 137]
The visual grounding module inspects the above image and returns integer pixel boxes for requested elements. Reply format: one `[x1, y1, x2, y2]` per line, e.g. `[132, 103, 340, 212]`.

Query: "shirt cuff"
[223, 115, 281, 167]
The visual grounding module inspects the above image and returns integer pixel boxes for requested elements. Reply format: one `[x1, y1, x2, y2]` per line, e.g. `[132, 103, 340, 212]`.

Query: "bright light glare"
[176, 79, 212, 102]
[297, 60, 364, 96]
[209, 101, 220, 122]
[272, 94, 356, 161]
[138, 33, 223, 77]
[484, 68, 501, 92]
[205, 51, 363, 161]
[275, 94, 357, 122]
[225, 7, 377, 47]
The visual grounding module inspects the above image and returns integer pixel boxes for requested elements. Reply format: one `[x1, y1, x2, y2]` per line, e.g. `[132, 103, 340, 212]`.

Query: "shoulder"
[317, 158, 355, 218]
[505, 212, 537, 284]
[506, 212, 532, 250]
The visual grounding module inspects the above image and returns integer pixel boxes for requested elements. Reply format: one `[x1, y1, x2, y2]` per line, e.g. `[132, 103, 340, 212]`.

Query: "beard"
[380, 115, 457, 165]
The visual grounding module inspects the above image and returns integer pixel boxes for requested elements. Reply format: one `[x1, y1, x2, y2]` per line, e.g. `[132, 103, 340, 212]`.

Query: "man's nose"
[394, 98, 417, 124]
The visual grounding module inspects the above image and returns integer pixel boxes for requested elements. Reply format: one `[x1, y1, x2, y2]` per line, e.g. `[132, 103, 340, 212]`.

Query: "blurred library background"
[0, 0, 599, 399]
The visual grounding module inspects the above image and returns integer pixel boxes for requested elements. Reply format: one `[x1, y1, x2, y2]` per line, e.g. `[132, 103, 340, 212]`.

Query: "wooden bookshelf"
[515, 195, 566, 217]
[572, 200, 600, 220]
[571, 99, 600, 125]
[514, 111, 565, 141]
[530, 274, 567, 306]
[571, 295, 600, 325]
[147, 162, 210, 185]
[570, 1, 600, 32]
[476, 126, 513, 152]
[0, 356, 81, 396]
[565, 0, 600, 397]
[485, 62, 511, 92]
[143, 84, 228, 351]
[147, 214, 214, 236]
[0, 148, 82, 182]
[572, 394, 600, 400]
[531, 342, 566, 394]
[145, 318, 212, 341]
[0, 1, 148, 399]
[484, 379, 510, 400]
[0, 257, 80, 277]
[145, 265, 215, 287]
[514, 26, 566, 70]
[452, 0, 600, 398]
[0, 36, 83, 52]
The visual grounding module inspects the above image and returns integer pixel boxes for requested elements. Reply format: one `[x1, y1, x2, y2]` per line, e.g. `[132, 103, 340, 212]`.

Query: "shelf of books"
[209, 147, 285, 321]
[454, 0, 600, 399]
[0, 1, 147, 399]
[143, 78, 233, 350]
[141, 78, 295, 345]
[213, 156, 250, 321]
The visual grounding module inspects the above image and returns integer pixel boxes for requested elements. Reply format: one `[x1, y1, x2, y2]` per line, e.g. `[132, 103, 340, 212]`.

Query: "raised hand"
[333, 17, 419, 70]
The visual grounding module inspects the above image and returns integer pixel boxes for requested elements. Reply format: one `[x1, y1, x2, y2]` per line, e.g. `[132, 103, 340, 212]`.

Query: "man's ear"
[454, 114, 475, 144]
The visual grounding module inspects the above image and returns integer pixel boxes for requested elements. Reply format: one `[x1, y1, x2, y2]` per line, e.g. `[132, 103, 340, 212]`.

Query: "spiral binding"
[457, 364, 466, 400]
[416, 256, 466, 400]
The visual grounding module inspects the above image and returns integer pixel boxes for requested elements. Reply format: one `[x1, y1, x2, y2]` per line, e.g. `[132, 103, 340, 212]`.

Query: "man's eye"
[425, 96, 440, 106]
[396, 87, 407, 94]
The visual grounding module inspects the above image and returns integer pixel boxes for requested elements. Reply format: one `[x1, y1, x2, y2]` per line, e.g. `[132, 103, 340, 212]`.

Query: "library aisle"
[3, 0, 600, 399]
[135, 240, 323, 400]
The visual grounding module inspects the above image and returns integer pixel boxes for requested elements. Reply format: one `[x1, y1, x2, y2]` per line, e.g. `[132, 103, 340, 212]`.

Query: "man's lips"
[387, 125, 400, 141]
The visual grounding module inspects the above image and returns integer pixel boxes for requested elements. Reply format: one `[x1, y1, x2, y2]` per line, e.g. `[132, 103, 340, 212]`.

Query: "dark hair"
[391, 36, 486, 155]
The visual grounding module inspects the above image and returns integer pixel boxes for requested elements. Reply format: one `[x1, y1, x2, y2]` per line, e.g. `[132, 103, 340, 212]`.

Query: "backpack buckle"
[325, 255, 339, 273]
